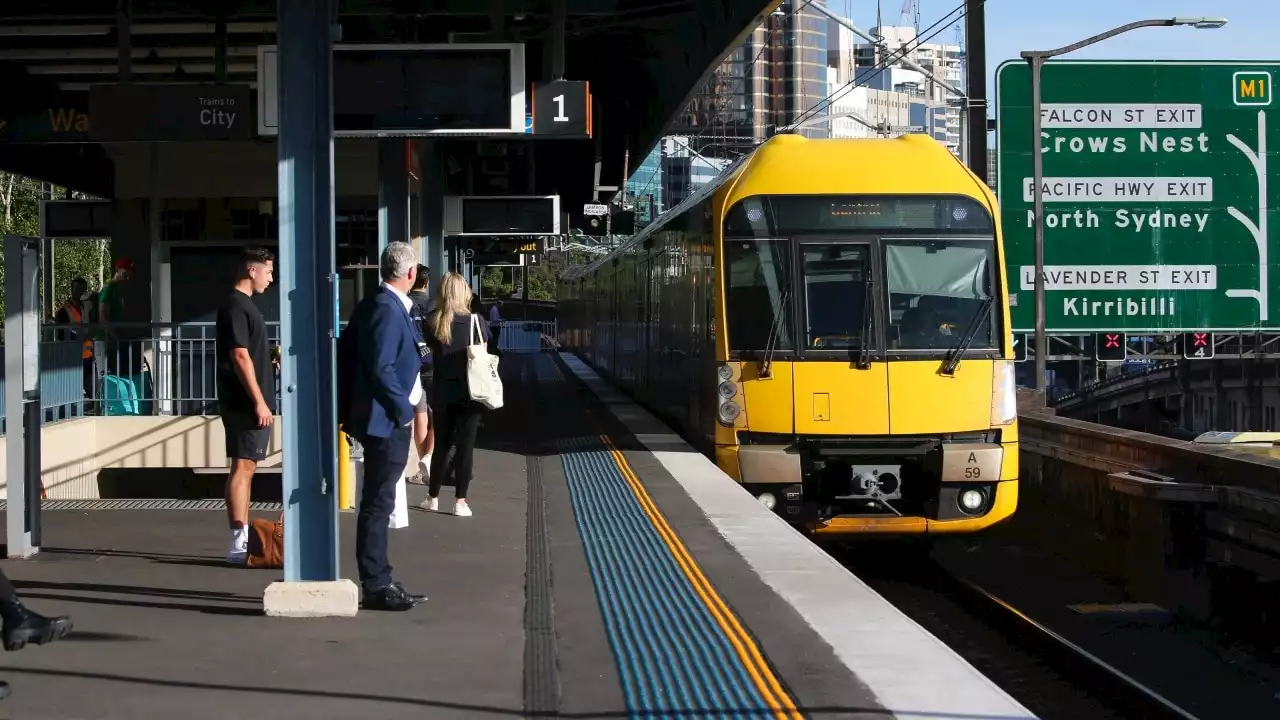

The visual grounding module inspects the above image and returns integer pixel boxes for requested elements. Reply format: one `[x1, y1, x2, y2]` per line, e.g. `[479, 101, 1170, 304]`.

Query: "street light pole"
[1020, 16, 1226, 403]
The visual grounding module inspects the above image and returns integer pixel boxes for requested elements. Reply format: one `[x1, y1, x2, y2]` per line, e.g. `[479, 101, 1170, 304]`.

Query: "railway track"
[833, 544, 1200, 720]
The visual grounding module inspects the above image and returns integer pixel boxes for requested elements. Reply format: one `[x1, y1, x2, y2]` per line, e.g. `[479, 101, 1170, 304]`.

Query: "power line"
[788, 1, 972, 130]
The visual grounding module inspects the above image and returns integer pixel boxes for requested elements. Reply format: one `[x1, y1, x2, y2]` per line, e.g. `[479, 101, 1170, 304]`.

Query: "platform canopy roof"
[0, 0, 777, 201]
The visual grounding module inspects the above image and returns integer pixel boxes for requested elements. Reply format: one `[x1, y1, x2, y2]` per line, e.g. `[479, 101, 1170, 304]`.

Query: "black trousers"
[0, 568, 14, 601]
[429, 400, 484, 500]
[355, 424, 411, 593]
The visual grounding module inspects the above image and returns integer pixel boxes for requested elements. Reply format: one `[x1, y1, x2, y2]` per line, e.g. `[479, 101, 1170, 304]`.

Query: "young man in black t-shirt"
[215, 247, 276, 565]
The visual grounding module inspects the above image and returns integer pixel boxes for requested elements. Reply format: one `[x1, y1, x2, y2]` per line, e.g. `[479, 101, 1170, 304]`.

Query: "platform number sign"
[1182, 332, 1215, 359]
[1095, 332, 1126, 362]
[1012, 332, 1028, 362]
[533, 80, 591, 137]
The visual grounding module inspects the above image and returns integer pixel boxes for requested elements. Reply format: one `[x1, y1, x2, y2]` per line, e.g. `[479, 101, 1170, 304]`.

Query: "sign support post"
[5, 235, 42, 558]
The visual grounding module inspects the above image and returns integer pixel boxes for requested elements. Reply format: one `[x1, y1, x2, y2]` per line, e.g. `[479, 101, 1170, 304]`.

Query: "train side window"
[723, 239, 793, 353]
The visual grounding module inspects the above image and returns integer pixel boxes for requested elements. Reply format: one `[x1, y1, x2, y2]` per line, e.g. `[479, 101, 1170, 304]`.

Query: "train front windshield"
[722, 194, 1000, 356]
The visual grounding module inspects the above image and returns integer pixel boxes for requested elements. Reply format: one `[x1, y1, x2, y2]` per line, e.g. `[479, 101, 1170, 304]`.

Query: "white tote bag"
[466, 314, 504, 410]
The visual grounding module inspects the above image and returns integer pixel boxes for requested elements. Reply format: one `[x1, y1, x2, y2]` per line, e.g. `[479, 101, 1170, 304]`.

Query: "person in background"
[53, 277, 95, 399]
[97, 257, 133, 375]
[421, 272, 492, 517]
[0, 566, 73, 699]
[488, 298, 503, 352]
[340, 242, 427, 612]
[215, 248, 276, 565]
[406, 264, 436, 485]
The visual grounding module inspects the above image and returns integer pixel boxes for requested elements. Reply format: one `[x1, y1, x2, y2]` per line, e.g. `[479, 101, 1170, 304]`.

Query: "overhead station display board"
[257, 43, 526, 136]
[997, 60, 1280, 333]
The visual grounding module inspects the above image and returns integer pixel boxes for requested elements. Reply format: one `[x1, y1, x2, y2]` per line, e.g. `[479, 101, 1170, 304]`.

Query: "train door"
[791, 238, 890, 435]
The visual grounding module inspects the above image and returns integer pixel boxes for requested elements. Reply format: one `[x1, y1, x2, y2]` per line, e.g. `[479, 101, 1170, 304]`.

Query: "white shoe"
[227, 528, 248, 565]
[226, 548, 247, 565]
[454, 499, 472, 517]
[420, 496, 438, 512]
[418, 457, 431, 482]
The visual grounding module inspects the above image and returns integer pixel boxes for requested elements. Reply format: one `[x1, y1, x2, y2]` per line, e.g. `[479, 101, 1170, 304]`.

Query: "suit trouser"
[0, 568, 15, 601]
[355, 424, 411, 593]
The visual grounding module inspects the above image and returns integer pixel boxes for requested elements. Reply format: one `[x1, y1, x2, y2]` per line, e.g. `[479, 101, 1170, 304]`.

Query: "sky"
[831, 0, 1276, 98]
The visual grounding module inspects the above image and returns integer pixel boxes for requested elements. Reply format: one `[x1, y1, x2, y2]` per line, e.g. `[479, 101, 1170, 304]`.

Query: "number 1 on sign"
[553, 95, 568, 122]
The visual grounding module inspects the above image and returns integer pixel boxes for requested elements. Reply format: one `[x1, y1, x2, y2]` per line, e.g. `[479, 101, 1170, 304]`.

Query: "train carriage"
[559, 133, 1019, 536]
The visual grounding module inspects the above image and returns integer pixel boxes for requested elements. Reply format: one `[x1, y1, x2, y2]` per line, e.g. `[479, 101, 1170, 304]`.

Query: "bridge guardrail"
[1019, 411, 1280, 585]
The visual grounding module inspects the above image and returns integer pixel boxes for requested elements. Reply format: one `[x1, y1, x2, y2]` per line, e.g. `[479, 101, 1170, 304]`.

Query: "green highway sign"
[996, 60, 1280, 332]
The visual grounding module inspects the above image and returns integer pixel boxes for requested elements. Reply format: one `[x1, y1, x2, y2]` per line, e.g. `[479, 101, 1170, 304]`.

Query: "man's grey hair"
[380, 241, 417, 282]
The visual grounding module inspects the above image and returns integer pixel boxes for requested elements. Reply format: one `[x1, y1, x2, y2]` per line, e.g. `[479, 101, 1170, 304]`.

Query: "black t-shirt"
[216, 291, 274, 414]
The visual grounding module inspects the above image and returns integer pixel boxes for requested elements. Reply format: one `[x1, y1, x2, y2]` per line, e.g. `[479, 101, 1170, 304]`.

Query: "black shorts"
[224, 411, 271, 463]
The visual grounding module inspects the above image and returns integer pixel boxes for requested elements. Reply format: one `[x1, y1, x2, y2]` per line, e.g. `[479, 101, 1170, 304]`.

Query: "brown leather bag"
[245, 515, 284, 569]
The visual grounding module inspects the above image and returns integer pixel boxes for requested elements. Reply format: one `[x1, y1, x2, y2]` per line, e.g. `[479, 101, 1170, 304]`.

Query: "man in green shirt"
[96, 257, 133, 375]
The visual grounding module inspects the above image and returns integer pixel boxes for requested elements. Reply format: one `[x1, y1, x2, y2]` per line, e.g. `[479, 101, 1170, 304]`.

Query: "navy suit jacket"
[341, 286, 424, 441]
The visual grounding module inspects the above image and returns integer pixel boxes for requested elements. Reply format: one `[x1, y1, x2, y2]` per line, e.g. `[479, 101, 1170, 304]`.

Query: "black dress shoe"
[0, 680, 10, 700]
[361, 584, 419, 611]
[391, 581, 426, 605]
[0, 598, 72, 651]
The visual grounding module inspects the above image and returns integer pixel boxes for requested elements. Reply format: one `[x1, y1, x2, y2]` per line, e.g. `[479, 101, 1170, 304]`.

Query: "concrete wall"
[0, 416, 282, 499]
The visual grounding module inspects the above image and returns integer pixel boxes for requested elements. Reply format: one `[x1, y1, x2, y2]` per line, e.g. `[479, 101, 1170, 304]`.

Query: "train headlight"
[758, 492, 777, 510]
[717, 363, 734, 381]
[718, 401, 741, 424]
[990, 360, 1017, 426]
[718, 381, 738, 399]
[959, 489, 986, 513]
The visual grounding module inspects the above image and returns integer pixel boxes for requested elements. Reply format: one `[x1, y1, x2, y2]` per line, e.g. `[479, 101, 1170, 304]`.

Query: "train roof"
[560, 133, 991, 282]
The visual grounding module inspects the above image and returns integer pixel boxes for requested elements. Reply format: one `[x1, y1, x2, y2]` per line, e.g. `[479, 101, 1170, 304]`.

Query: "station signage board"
[257, 44, 527, 137]
[0, 103, 91, 143]
[532, 80, 592, 137]
[89, 84, 252, 142]
[997, 60, 1280, 332]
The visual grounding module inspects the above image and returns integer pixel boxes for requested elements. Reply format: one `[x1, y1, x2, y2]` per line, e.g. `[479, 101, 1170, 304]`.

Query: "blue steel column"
[377, 138, 409, 252]
[277, 0, 339, 582]
[417, 139, 446, 289]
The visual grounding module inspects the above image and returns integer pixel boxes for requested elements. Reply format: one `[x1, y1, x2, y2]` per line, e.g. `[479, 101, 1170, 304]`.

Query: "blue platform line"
[572, 444, 755, 717]
[565, 445, 732, 717]
[569, 450, 735, 718]
[558, 437, 777, 719]
[575, 463, 701, 715]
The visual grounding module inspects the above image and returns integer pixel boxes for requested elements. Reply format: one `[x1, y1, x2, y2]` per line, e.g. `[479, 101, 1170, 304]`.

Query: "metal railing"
[0, 318, 557, 433]
[0, 322, 282, 432]
[494, 320, 560, 353]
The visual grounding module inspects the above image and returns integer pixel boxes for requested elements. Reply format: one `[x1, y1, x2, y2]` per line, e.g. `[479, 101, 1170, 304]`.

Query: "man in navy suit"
[339, 242, 429, 612]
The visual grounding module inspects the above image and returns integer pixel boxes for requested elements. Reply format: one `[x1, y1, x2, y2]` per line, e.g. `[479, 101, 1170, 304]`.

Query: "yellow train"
[558, 133, 1019, 536]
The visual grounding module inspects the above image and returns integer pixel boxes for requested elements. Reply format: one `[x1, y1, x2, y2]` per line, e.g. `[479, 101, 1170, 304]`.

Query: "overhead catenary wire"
[786, 0, 974, 132]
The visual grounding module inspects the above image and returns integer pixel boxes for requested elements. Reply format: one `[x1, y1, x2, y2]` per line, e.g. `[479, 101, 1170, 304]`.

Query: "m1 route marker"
[997, 60, 1280, 333]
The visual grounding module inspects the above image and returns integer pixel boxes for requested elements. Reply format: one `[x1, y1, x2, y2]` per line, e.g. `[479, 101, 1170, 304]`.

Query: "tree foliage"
[0, 172, 112, 323]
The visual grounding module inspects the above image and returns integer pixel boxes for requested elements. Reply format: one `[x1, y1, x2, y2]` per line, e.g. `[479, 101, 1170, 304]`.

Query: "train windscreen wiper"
[855, 274, 874, 370]
[760, 286, 790, 379]
[939, 295, 994, 376]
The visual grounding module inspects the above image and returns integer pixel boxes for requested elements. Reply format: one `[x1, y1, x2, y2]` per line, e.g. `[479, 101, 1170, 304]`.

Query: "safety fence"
[1, 318, 556, 434]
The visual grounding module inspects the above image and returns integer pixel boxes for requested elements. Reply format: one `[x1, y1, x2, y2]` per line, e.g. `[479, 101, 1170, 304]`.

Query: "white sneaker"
[420, 496, 438, 512]
[418, 457, 431, 482]
[227, 528, 248, 565]
[454, 499, 472, 517]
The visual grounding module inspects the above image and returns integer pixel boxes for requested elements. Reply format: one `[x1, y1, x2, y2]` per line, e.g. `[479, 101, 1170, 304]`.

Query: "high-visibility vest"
[61, 303, 93, 360]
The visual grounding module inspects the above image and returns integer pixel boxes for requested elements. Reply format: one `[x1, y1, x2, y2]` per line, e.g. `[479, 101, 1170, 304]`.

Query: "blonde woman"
[420, 272, 492, 516]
